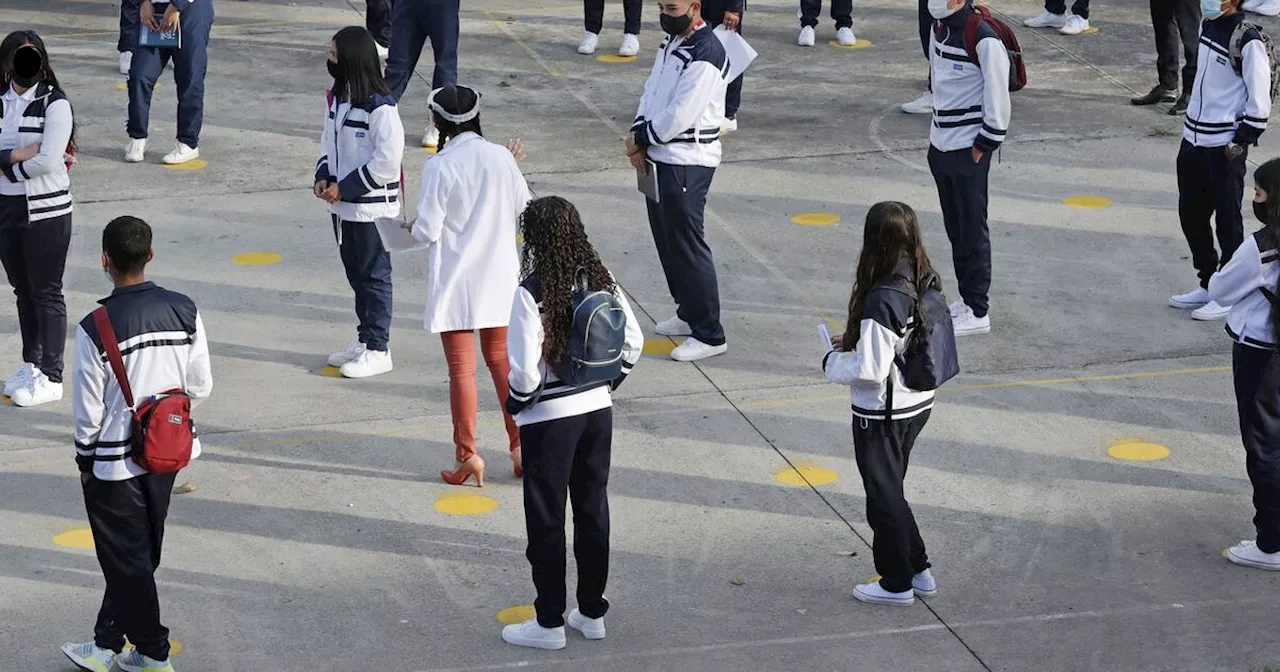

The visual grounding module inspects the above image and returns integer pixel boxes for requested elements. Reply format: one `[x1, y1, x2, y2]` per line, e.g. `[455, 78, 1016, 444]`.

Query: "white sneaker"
[11, 371, 62, 407]
[1059, 14, 1089, 34]
[119, 51, 133, 75]
[1227, 540, 1280, 571]
[1191, 300, 1231, 321]
[161, 142, 199, 165]
[1023, 10, 1067, 28]
[1169, 286, 1210, 309]
[375, 42, 389, 60]
[501, 618, 567, 650]
[1244, 0, 1280, 14]
[671, 337, 728, 362]
[947, 298, 966, 318]
[124, 138, 146, 163]
[798, 25, 816, 47]
[116, 649, 175, 672]
[654, 315, 692, 337]
[340, 348, 393, 378]
[721, 117, 738, 133]
[853, 581, 915, 607]
[4, 362, 34, 397]
[328, 339, 367, 367]
[423, 123, 440, 149]
[61, 641, 116, 672]
[567, 607, 606, 640]
[901, 90, 933, 115]
[619, 33, 640, 57]
[836, 26, 857, 46]
[951, 304, 991, 336]
[578, 31, 599, 55]
[912, 569, 938, 597]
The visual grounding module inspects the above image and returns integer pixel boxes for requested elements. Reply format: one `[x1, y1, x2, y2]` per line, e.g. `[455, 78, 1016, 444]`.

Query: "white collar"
[2, 84, 38, 103]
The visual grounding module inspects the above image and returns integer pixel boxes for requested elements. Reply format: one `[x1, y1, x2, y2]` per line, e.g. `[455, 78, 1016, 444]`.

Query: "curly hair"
[519, 196, 617, 365]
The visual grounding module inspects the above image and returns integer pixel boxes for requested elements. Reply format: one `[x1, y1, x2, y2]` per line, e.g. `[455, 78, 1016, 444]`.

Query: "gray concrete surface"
[2, 0, 1279, 669]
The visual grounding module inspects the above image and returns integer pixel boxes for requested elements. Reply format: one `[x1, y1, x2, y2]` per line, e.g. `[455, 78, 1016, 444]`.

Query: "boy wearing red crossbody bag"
[62, 216, 212, 672]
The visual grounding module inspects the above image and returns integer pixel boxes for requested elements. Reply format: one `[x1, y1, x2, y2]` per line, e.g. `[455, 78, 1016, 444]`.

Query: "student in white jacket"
[500, 196, 643, 651]
[1207, 157, 1280, 572]
[316, 27, 405, 379]
[408, 85, 529, 486]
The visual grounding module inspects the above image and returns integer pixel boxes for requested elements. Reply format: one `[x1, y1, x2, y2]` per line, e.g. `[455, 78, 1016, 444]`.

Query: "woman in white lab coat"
[409, 84, 530, 486]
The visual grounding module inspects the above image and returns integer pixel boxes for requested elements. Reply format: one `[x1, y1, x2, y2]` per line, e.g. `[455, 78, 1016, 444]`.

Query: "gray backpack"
[1230, 22, 1280, 102]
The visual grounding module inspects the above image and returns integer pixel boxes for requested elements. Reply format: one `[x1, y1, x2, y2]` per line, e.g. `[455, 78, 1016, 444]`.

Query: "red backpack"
[93, 307, 194, 475]
[963, 6, 1028, 92]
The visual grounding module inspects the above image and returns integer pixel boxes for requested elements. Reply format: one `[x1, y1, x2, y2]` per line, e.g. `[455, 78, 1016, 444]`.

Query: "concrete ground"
[2, 0, 1279, 669]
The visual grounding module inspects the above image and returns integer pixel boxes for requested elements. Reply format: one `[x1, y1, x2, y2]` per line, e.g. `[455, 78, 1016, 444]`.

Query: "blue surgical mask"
[1201, 0, 1224, 20]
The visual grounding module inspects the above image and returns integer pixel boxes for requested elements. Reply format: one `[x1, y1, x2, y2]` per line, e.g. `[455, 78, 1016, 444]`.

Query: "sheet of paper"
[714, 26, 758, 83]
[637, 159, 660, 203]
[819, 323, 833, 352]
[374, 218, 430, 252]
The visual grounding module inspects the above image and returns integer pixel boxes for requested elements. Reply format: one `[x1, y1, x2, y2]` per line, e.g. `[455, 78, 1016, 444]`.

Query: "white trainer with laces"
[11, 371, 62, 407]
[853, 581, 915, 606]
[375, 42, 389, 60]
[568, 607, 606, 640]
[951, 304, 991, 336]
[328, 339, 367, 367]
[912, 569, 938, 597]
[836, 26, 857, 46]
[1023, 10, 1067, 28]
[578, 31, 599, 55]
[340, 348, 393, 379]
[116, 649, 175, 672]
[1244, 0, 1280, 14]
[1191, 300, 1231, 321]
[947, 298, 966, 317]
[619, 33, 640, 57]
[501, 618, 567, 650]
[1169, 286, 1210, 309]
[671, 337, 727, 362]
[119, 51, 133, 75]
[901, 90, 933, 114]
[423, 123, 440, 149]
[1227, 540, 1280, 571]
[60, 642, 116, 672]
[124, 138, 146, 163]
[1059, 14, 1089, 34]
[654, 315, 692, 337]
[4, 362, 34, 397]
[721, 117, 738, 133]
[162, 142, 199, 165]
[798, 25, 816, 47]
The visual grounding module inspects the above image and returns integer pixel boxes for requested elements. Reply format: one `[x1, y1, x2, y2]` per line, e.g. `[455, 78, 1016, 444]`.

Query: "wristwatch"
[1226, 143, 1245, 161]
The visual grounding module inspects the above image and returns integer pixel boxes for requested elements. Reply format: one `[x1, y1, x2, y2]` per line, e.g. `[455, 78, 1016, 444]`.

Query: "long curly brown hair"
[519, 196, 617, 365]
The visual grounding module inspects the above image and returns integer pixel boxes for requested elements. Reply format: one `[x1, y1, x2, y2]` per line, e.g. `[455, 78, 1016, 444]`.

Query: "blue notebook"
[139, 22, 181, 49]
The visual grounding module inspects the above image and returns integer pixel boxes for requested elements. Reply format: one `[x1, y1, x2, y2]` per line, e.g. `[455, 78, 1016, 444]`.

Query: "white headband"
[427, 86, 481, 123]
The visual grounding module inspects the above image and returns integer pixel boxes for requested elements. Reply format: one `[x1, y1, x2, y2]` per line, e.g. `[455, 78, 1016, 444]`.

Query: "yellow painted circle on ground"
[117, 82, 160, 90]
[1080, 26, 1099, 34]
[424, 145, 438, 154]
[125, 639, 182, 656]
[516, 233, 525, 245]
[828, 38, 872, 49]
[790, 212, 841, 226]
[868, 574, 882, 583]
[1107, 442, 1170, 462]
[1222, 547, 1231, 559]
[1063, 195, 1113, 209]
[53, 528, 95, 549]
[434, 493, 498, 516]
[232, 251, 282, 266]
[643, 337, 677, 356]
[163, 158, 208, 170]
[775, 462, 839, 487]
[597, 54, 637, 63]
[497, 604, 535, 624]
[319, 365, 343, 378]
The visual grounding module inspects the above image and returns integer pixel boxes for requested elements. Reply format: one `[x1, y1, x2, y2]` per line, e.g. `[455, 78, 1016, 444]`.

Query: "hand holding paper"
[375, 218, 430, 252]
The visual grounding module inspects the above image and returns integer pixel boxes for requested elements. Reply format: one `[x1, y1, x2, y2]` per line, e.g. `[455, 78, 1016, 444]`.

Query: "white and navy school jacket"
[631, 21, 731, 168]
[0, 82, 73, 221]
[73, 282, 213, 481]
[1209, 230, 1280, 349]
[506, 275, 644, 427]
[928, 9, 1012, 153]
[1185, 14, 1271, 148]
[822, 268, 936, 421]
[316, 91, 405, 223]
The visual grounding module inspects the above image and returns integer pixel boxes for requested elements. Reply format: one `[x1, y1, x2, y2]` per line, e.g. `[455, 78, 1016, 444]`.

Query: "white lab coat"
[411, 132, 531, 333]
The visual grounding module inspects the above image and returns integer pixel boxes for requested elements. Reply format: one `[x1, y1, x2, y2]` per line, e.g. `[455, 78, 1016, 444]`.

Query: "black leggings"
[0, 195, 72, 383]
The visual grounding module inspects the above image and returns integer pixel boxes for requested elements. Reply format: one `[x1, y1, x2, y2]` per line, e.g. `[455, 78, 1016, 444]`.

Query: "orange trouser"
[441, 328, 521, 462]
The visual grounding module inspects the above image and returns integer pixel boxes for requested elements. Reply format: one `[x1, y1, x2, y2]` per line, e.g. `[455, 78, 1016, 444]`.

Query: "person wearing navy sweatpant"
[335, 217, 393, 352]
[701, 0, 744, 122]
[383, 0, 459, 101]
[127, 0, 214, 152]
[645, 163, 725, 347]
[119, 0, 140, 56]
[367, 0, 394, 49]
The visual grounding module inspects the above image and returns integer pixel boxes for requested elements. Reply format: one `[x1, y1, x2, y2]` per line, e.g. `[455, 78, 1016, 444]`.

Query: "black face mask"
[1254, 200, 1269, 224]
[10, 46, 43, 88]
[660, 10, 694, 36]
[326, 59, 342, 81]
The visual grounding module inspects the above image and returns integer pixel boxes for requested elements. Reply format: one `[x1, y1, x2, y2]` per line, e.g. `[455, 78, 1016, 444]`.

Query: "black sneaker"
[1168, 94, 1190, 116]
[1131, 85, 1177, 106]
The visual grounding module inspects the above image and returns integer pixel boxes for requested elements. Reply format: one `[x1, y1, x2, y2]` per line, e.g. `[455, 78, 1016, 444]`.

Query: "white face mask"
[928, 0, 958, 19]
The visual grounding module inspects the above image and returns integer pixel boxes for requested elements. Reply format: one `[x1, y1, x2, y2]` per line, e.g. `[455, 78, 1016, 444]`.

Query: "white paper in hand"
[375, 218, 430, 252]
[714, 26, 758, 82]
[819, 323, 834, 352]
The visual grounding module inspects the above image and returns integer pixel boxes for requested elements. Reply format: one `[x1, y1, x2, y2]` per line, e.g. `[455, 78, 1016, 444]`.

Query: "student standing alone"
[124, 0, 213, 165]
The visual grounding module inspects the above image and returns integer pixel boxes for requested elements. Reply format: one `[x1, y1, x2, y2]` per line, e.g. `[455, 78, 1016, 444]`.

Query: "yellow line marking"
[484, 10, 562, 77]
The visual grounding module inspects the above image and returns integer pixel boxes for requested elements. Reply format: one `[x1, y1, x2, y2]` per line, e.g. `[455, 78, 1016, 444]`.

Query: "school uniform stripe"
[1200, 36, 1230, 58]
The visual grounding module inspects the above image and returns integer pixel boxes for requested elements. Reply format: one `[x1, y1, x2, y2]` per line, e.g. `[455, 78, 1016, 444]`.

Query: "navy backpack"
[552, 268, 628, 387]
[883, 273, 960, 392]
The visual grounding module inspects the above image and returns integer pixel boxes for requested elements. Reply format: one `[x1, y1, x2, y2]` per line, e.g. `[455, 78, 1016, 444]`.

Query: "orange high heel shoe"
[441, 455, 485, 487]
[511, 446, 523, 478]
